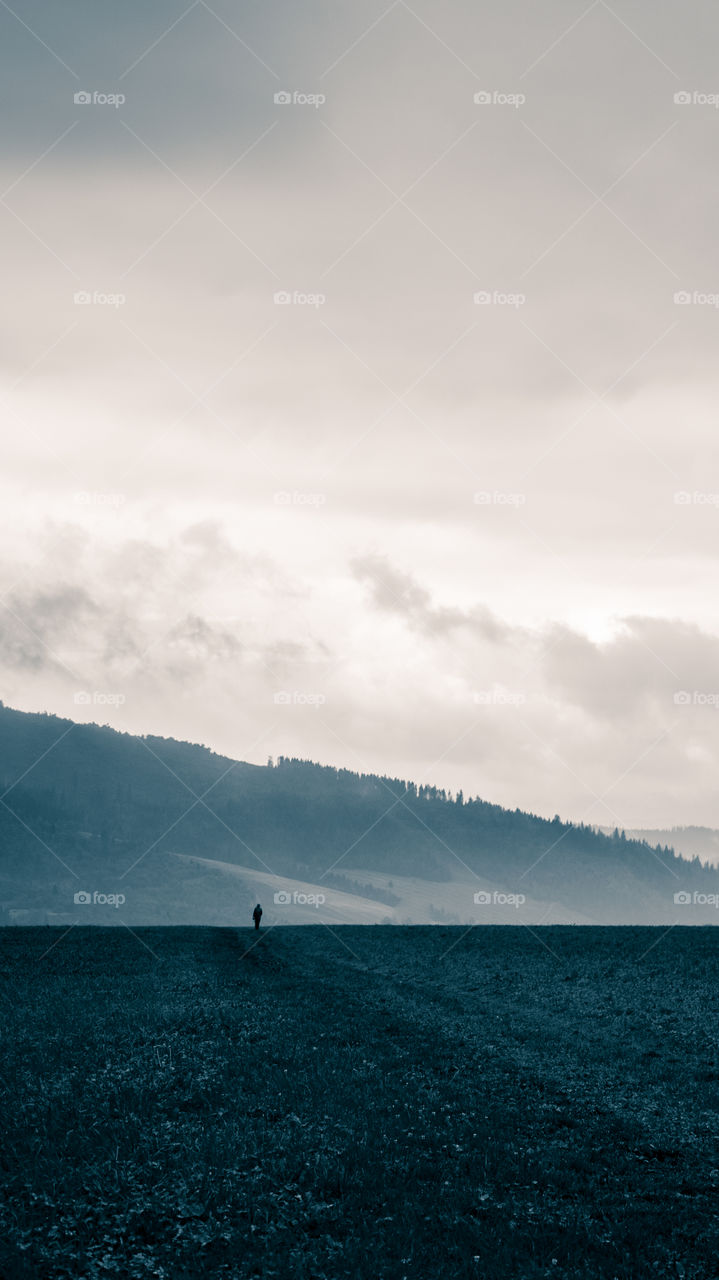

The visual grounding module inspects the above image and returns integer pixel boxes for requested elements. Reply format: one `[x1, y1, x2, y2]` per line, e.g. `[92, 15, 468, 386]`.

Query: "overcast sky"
[2, 0, 719, 828]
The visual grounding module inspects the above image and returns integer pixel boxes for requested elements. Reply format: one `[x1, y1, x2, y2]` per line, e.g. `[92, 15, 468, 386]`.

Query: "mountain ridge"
[0, 702, 716, 925]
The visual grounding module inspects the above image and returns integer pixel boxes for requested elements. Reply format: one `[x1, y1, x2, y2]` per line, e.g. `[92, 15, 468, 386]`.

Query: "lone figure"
[252, 903, 263, 930]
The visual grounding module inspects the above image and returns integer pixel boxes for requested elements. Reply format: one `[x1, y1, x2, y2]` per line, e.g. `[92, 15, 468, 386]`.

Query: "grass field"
[2, 924, 719, 1278]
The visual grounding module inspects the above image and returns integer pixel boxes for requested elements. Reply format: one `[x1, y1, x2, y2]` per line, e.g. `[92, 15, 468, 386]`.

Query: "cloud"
[2, 529, 717, 829]
[3, 0, 719, 827]
[0, 586, 98, 672]
[351, 553, 512, 643]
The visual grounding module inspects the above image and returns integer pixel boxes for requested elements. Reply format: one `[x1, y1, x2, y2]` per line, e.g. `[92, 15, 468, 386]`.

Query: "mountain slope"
[618, 827, 719, 868]
[0, 702, 716, 924]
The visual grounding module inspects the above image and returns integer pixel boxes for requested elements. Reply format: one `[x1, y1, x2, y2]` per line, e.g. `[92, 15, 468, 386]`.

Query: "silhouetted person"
[252, 903, 263, 930]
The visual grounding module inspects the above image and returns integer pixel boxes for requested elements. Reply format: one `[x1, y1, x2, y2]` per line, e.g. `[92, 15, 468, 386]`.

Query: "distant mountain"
[0, 703, 717, 926]
[610, 827, 719, 868]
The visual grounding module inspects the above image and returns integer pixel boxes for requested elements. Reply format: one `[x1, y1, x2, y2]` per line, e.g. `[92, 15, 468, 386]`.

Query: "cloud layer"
[2, 0, 719, 825]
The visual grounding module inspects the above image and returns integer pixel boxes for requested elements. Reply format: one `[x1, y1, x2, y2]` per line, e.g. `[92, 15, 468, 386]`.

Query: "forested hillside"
[0, 703, 714, 924]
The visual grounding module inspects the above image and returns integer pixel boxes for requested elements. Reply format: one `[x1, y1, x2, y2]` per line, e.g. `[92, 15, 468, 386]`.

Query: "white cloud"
[2, 0, 719, 825]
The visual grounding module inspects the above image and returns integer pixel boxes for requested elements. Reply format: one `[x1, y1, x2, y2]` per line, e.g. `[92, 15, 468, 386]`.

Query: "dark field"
[2, 925, 719, 1279]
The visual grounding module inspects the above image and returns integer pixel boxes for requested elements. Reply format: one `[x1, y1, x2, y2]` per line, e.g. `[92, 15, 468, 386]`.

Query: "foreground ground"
[1, 925, 719, 1278]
